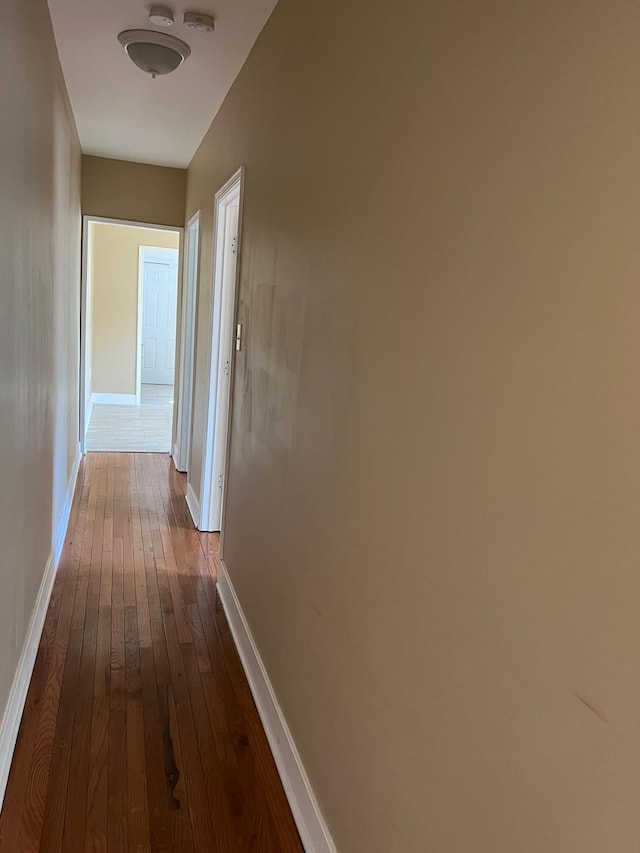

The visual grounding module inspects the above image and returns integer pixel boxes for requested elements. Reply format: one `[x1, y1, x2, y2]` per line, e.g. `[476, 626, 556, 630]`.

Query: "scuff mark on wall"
[574, 693, 609, 724]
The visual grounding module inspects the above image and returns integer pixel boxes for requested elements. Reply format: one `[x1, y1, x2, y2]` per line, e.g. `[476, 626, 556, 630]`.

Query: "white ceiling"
[48, 0, 277, 168]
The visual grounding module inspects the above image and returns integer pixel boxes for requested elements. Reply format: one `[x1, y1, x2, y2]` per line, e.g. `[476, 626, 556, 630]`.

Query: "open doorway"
[80, 218, 183, 453]
[186, 167, 244, 532]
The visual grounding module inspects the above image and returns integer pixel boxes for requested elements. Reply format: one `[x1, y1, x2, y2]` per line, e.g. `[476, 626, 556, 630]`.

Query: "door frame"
[173, 210, 201, 473]
[196, 166, 245, 533]
[137, 245, 180, 398]
[79, 216, 184, 454]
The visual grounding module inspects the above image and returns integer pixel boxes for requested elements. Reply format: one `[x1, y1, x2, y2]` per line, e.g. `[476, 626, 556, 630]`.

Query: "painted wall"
[185, 0, 640, 850]
[90, 223, 179, 396]
[0, 0, 81, 765]
[82, 155, 186, 228]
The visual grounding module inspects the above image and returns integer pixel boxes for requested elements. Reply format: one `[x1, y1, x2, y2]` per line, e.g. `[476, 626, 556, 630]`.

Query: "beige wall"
[82, 155, 186, 227]
[90, 223, 179, 396]
[185, 1, 640, 850]
[0, 0, 81, 738]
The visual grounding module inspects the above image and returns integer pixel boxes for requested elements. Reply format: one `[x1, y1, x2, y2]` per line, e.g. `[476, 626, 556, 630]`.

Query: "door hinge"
[223, 358, 230, 376]
[235, 323, 242, 352]
[231, 236, 237, 255]
[217, 474, 223, 489]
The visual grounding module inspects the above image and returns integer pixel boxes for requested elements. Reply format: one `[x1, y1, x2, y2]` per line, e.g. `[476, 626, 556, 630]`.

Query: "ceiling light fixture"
[118, 29, 190, 78]
[148, 5, 175, 26]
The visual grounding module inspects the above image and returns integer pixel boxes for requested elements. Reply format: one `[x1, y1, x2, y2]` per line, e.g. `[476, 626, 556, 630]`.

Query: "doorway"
[80, 217, 184, 454]
[186, 167, 244, 532]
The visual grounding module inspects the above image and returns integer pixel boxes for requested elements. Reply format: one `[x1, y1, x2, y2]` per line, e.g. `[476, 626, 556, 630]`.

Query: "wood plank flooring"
[0, 453, 303, 852]
[87, 386, 174, 453]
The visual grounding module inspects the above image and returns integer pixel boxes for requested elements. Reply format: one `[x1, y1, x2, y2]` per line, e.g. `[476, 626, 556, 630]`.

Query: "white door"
[209, 196, 240, 529]
[141, 252, 178, 385]
[191, 167, 244, 533]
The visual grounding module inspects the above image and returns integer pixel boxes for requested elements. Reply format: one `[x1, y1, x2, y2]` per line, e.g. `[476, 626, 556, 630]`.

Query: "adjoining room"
[83, 220, 181, 453]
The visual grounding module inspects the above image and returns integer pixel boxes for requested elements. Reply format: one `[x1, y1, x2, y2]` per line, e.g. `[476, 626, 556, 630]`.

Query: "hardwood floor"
[0, 453, 303, 852]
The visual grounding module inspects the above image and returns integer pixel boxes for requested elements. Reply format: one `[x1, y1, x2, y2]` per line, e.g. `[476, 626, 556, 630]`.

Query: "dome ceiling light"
[117, 29, 191, 79]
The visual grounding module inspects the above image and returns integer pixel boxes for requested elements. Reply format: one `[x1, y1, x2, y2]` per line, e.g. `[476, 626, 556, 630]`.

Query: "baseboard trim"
[185, 481, 200, 529]
[91, 392, 137, 406]
[0, 448, 82, 809]
[217, 561, 336, 853]
[52, 447, 82, 567]
[85, 394, 95, 431]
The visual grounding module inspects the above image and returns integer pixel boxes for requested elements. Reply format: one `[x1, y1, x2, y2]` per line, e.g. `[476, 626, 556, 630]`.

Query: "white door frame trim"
[173, 210, 201, 472]
[79, 216, 183, 454]
[136, 246, 144, 405]
[198, 166, 245, 534]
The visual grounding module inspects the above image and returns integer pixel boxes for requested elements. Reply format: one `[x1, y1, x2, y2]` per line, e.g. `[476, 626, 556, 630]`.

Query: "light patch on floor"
[87, 384, 173, 452]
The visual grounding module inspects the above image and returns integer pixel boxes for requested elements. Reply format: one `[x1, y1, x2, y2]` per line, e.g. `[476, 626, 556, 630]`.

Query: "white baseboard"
[217, 561, 336, 853]
[0, 448, 82, 809]
[185, 481, 200, 528]
[91, 392, 137, 406]
[85, 393, 95, 431]
[52, 447, 82, 566]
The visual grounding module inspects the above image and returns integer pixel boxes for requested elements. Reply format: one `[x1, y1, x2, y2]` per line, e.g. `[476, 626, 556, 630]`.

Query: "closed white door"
[141, 258, 178, 385]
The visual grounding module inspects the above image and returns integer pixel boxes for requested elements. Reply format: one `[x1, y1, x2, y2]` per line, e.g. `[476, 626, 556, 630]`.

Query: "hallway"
[0, 454, 302, 852]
